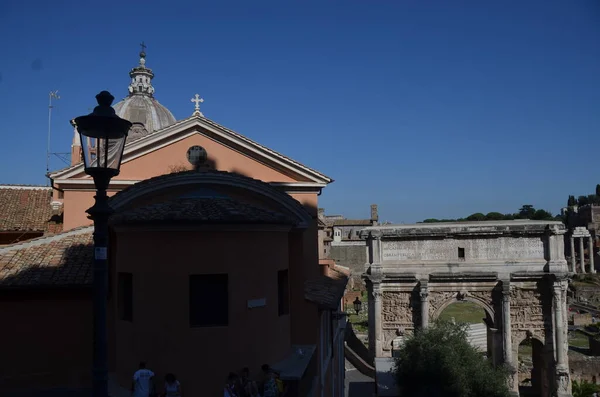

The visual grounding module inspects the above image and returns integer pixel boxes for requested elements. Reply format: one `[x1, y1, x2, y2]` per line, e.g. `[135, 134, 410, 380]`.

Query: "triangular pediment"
[50, 116, 333, 186]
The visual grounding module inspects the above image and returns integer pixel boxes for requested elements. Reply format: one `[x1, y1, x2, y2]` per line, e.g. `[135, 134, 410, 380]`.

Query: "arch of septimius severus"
[360, 220, 571, 397]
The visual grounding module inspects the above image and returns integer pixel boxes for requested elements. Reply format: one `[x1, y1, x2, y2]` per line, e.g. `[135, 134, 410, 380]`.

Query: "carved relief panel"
[381, 291, 416, 351]
[510, 286, 548, 341]
[428, 291, 457, 318]
[382, 292, 414, 326]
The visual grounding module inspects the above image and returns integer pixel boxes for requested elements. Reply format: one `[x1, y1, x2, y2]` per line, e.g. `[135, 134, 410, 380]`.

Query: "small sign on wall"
[95, 247, 107, 260]
[248, 298, 266, 309]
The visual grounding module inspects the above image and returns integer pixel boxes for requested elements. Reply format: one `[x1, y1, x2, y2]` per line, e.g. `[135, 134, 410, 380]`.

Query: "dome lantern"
[112, 43, 177, 141]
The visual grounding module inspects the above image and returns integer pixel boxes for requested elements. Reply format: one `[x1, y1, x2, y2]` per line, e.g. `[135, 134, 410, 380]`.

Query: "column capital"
[501, 280, 511, 298]
[546, 223, 567, 236]
[372, 289, 383, 301]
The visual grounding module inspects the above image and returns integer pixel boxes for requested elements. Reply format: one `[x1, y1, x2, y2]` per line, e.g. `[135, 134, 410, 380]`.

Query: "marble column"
[501, 283, 516, 393]
[554, 279, 571, 397]
[580, 237, 586, 274]
[570, 236, 576, 272]
[373, 284, 383, 357]
[420, 282, 429, 329]
[589, 236, 595, 274]
[553, 283, 567, 367]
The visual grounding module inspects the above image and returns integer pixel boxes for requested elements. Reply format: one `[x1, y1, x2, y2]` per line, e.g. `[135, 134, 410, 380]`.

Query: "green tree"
[572, 379, 600, 397]
[503, 213, 515, 220]
[466, 213, 486, 221]
[578, 195, 590, 206]
[568, 195, 576, 206]
[486, 212, 505, 221]
[596, 184, 600, 198]
[394, 321, 510, 397]
[531, 209, 554, 220]
[518, 205, 536, 219]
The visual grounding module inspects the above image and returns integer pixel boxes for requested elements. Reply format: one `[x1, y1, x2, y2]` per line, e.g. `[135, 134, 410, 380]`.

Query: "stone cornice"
[361, 220, 565, 239]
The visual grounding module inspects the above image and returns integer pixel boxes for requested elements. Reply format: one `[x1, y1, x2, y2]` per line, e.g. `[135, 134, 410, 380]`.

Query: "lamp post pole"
[87, 170, 115, 397]
[74, 91, 131, 397]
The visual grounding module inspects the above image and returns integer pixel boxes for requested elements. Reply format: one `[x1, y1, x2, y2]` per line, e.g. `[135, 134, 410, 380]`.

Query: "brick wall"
[330, 246, 366, 280]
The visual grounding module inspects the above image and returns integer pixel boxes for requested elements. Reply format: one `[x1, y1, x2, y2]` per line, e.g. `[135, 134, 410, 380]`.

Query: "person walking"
[132, 362, 155, 397]
[163, 373, 181, 397]
[224, 372, 239, 397]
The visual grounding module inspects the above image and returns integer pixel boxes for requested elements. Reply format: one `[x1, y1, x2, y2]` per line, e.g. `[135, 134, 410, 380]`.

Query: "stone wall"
[571, 313, 593, 326]
[330, 245, 366, 280]
[570, 356, 600, 384]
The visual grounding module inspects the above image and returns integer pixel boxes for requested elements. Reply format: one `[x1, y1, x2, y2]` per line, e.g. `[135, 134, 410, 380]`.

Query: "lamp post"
[74, 91, 131, 397]
[353, 297, 362, 316]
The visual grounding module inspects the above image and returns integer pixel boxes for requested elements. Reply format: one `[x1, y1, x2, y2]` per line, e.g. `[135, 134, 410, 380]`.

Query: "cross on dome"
[191, 94, 204, 117]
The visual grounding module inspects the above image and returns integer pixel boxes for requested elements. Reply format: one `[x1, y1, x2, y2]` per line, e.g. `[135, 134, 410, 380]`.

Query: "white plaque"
[95, 247, 108, 260]
[247, 298, 266, 309]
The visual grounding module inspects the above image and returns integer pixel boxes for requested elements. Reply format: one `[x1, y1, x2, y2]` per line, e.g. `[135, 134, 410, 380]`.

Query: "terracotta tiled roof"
[0, 227, 93, 288]
[332, 219, 372, 227]
[111, 197, 297, 226]
[305, 273, 349, 310]
[0, 186, 60, 232]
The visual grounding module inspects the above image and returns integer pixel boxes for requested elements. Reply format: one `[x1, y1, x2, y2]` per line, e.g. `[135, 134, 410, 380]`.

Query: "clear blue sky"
[0, 1, 598, 223]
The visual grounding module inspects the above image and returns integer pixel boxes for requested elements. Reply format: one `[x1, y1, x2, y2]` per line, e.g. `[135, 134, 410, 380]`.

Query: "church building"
[0, 48, 348, 397]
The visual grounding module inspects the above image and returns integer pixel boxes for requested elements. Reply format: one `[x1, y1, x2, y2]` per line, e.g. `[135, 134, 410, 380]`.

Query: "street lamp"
[353, 297, 362, 315]
[74, 91, 131, 397]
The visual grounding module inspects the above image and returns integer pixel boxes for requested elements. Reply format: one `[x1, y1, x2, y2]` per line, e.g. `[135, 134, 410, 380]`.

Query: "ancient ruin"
[361, 220, 571, 397]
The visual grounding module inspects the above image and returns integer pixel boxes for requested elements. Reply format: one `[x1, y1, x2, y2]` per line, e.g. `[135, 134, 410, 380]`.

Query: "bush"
[572, 380, 600, 397]
[394, 321, 510, 397]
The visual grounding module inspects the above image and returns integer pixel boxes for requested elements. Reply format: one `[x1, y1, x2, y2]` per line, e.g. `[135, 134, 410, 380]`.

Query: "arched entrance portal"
[517, 337, 548, 397]
[432, 292, 501, 366]
[439, 301, 491, 355]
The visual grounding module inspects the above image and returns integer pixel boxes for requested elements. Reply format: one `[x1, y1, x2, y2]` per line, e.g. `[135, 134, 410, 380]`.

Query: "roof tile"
[304, 273, 349, 310]
[0, 186, 62, 233]
[0, 227, 93, 288]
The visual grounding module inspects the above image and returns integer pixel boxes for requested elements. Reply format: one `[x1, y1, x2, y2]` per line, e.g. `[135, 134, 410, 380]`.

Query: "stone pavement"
[345, 359, 376, 397]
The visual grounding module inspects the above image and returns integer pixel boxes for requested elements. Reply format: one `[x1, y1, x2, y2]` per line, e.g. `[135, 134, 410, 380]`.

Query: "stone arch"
[431, 294, 496, 327]
[108, 170, 313, 228]
[513, 331, 545, 350]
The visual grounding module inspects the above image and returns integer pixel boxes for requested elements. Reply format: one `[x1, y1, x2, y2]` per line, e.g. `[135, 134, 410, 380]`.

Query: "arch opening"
[438, 300, 496, 362]
[518, 338, 547, 397]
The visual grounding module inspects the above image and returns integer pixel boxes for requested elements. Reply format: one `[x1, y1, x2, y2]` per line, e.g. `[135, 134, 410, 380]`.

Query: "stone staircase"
[466, 323, 488, 352]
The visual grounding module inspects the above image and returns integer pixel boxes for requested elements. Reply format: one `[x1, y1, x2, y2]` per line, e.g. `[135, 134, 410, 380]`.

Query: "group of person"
[224, 364, 286, 397]
[130, 361, 285, 397]
[132, 362, 181, 397]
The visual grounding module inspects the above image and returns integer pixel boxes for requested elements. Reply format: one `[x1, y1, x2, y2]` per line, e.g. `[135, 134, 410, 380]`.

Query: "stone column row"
[569, 234, 596, 274]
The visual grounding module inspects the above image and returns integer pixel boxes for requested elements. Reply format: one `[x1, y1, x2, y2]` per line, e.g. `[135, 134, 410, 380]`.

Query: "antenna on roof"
[45, 90, 70, 185]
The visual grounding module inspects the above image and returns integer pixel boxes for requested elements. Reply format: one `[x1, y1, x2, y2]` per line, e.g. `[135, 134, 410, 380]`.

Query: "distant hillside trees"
[421, 205, 558, 223]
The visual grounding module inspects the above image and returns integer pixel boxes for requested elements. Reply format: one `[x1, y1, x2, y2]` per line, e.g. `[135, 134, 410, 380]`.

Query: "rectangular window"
[189, 274, 228, 327]
[278, 269, 290, 316]
[458, 247, 465, 259]
[118, 272, 133, 322]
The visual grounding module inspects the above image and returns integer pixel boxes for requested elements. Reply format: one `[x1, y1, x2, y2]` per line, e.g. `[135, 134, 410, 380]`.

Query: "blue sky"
[0, 1, 598, 223]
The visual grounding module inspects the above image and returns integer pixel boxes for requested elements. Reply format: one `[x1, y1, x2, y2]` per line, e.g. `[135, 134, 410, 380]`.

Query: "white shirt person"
[132, 362, 155, 397]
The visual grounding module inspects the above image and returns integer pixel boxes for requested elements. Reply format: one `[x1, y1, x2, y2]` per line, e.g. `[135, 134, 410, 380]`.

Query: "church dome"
[113, 46, 176, 140]
[114, 95, 176, 134]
